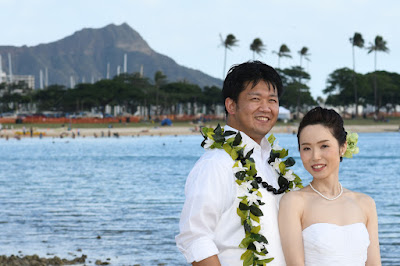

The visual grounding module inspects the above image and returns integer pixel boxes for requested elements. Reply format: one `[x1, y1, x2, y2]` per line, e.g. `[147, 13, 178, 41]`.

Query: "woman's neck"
[310, 178, 341, 198]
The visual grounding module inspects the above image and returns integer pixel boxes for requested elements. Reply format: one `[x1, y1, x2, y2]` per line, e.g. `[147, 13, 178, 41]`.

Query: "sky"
[0, 0, 398, 98]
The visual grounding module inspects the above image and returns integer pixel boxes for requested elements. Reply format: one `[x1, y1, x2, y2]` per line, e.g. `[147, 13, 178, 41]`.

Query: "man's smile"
[255, 116, 270, 121]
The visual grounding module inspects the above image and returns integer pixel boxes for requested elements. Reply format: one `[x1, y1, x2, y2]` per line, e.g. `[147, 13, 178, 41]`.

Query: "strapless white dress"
[302, 223, 370, 266]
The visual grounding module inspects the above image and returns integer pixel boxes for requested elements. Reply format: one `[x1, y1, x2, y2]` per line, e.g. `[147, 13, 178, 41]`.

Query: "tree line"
[3, 65, 398, 118]
[0, 72, 222, 118]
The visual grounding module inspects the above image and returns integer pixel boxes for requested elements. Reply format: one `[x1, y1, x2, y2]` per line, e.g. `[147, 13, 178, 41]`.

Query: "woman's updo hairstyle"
[297, 107, 347, 151]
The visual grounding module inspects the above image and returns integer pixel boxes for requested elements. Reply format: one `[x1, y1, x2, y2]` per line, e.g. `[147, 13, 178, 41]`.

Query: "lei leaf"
[239, 202, 250, 211]
[249, 205, 263, 217]
[233, 132, 243, 146]
[284, 157, 295, 167]
[267, 134, 276, 144]
[259, 258, 275, 264]
[251, 225, 261, 234]
[237, 208, 248, 221]
[243, 253, 255, 266]
[278, 162, 286, 174]
[247, 165, 257, 178]
[240, 249, 253, 261]
[250, 212, 260, 223]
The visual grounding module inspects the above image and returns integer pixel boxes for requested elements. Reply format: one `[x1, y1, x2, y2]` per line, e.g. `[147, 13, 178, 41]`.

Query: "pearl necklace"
[309, 182, 343, 201]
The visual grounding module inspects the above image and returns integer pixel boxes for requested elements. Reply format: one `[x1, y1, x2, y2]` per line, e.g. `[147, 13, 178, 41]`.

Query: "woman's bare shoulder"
[346, 189, 377, 210]
[280, 188, 307, 205]
[279, 189, 307, 218]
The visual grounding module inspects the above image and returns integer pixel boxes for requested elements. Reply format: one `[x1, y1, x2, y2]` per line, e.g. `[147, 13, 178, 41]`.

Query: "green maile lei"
[200, 124, 303, 266]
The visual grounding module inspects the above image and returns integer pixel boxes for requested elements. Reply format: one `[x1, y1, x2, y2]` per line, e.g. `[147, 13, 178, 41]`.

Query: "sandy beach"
[0, 124, 398, 139]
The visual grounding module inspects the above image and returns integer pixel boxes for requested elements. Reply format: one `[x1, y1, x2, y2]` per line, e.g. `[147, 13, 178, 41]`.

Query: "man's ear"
[225, 98, 236, 115]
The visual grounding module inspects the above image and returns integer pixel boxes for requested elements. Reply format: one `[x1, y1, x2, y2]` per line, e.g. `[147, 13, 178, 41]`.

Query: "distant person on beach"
[176, 61, 288, 265]
[279, 107, 381, 265]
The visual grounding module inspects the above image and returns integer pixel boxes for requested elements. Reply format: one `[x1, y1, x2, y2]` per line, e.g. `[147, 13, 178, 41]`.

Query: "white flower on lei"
[203, 138, 214, 149]
[253, 241, 267, 253]
[233, 161, 247, 174]
[246, 192, 262, 206]
[270, 157, 281, 172]
[283, 169, 295, 181]
[271, 140, 282, 151]
[237, 181, 253, 197]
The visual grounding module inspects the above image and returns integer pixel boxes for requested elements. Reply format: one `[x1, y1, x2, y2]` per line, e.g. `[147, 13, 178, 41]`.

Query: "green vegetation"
[324, 69, 399, 114]
[0, 72, 222, 118]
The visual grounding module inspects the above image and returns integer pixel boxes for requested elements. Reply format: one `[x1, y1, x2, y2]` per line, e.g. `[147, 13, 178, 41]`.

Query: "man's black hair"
[222, 61, 283, 114]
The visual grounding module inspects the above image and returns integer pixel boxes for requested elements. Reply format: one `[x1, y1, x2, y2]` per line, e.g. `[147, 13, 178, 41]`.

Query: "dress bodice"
[302, 223, 370, 266]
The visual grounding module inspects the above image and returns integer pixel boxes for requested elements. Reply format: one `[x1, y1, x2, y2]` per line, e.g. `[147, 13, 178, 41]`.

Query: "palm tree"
[367, 35, 389, 115]
[298, 47, 311, 69]
[220, 34, 239, 79]
[273, 44, 292, 68]
[349, 32, 364, 117]
[296, 47, 311, 117]
[250, 38, 266, 60]
[154, 71, 167, 116]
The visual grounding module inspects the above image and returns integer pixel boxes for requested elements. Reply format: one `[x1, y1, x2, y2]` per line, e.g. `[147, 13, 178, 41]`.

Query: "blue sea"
[0, 132, 399, 265]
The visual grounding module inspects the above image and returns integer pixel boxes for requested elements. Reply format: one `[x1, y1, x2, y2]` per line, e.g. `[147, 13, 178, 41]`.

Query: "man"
[176, 61, 286, 265]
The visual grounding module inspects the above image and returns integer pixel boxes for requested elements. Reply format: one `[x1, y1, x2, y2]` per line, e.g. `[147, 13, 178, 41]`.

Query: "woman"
[278, 107, 381, 266]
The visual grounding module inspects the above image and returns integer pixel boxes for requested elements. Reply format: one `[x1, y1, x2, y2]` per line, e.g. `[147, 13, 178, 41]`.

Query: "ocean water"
[0, 132, 399, 265]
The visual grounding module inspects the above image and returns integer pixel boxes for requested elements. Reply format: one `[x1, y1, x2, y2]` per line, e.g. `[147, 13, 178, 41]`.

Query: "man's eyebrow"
[247, 91, 278, 97]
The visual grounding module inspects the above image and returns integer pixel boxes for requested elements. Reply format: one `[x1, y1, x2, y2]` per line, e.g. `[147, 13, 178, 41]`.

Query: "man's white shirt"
[176, 126, 286, 265]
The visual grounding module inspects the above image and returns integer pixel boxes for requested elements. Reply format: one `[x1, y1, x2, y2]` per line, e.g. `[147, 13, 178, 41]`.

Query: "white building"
[0, 71, 35, 89]
[11, 74, 35, 89]
[0, 71, 6, 84]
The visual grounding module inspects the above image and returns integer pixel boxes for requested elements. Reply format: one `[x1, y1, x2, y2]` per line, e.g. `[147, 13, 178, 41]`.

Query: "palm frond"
[350, 32, 364, 48]
[250, 38, 266, 55]
[224, 34, 239, 50]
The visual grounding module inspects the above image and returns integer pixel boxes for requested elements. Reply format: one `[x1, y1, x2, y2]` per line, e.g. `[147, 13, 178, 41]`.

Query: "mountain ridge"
[0, 23, 222, 89]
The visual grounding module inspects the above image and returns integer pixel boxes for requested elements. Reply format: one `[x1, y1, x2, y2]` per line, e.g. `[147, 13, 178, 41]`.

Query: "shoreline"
[0, 124, 398, 139]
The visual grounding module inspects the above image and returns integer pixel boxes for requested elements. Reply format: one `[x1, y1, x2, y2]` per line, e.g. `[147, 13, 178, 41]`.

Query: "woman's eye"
[303, 147, 310, 151]
[321, 145, 329, 148]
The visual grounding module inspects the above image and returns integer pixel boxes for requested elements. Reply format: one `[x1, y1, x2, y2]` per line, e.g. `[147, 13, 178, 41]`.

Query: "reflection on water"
[0, 132, 399, 265]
